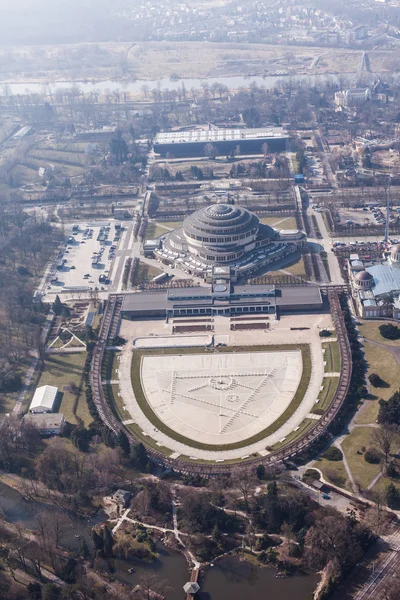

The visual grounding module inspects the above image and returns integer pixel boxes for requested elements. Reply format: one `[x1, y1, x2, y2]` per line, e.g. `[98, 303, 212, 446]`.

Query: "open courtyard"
[140, 350, 302, 446]
[113, 311, 333, 462]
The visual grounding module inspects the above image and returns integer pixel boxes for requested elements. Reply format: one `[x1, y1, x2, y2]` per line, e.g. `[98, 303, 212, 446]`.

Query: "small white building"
[29, 385, 58, 414]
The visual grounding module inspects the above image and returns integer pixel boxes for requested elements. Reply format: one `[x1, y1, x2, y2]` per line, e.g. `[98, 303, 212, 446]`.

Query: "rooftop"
[121, 284, 322, 313]
[24, 413, 64, 428]
[155, 127, 288, 145]
[29, 385, 58, 413]
[367, 263, 400, 297]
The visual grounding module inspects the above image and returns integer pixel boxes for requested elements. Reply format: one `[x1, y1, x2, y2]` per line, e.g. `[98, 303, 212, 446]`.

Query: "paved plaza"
[140, 351, 302, 445]
[117, 312, 329, 460]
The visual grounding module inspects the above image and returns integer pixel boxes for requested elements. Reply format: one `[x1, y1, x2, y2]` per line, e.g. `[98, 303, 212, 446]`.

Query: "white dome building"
[157, 202, 306, 278]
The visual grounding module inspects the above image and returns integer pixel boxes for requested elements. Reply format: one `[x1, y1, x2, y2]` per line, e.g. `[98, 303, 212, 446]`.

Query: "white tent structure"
[29, 385, 58, 414]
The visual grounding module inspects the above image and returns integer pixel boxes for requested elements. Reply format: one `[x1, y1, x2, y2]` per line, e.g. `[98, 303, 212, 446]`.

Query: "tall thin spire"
[385, 173, 390, 243]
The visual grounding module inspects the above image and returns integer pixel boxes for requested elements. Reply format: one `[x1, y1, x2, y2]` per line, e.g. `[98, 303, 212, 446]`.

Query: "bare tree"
[372, 425, 399, 464]
[233, 470, 256, 513]
[139, 573, 173, 600]
[34, 325, 47, 365]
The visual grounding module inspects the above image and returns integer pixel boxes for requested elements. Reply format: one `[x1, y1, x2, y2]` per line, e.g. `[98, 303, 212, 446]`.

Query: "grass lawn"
[358, 320, 400, 347]
[156, 221, 183, 230]
[371, 470, 400, 495]
[355, 342, 400, 425]
[260, 217, 283, 226]
[341, 427, 382, 491]
[274, 217, 297, 229]
[104, 382, 172, 455]
[30, 149, 86, 165]
[282, 256, 306, 277]
[260, 216, 297, 229]
[356, 399, 380, 425]
[11, 164, 38, 185]
[314, 456, 350, 490]
[132, 261, 163, 286]
[37, 353, 86, 424]
[0, 391, 19, 416]
[322, 341, 341, 372]
[75, 389, 93, 427]
[271, 418, 315, 450]
[312, 377, 339, 413]
[130, 344, 312, 452]
[145, 222, 170, 240]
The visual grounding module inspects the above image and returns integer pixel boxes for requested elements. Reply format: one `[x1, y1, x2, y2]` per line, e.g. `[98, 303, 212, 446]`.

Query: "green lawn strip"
[355, 342, 400, 425]
[275, 217, 297, 229]
[129, 344, 311, 452]
[125, 423, 173, 456]
[177, 454, 261, 466]
[322, 341, 340, 373]
[311, 377, 339, 413]
[271, 418, 315, 450]
[260, 217, 282, 226]
[281, 255, 306, 277]
[132, 261, 163, 286]
[341, 427, 382, 491]
[145, 222, 170, 240]
[102, 350, 121, 381]
[103, 381, 172, 456]
[37, 353, 86, 424]
[156, 221, 183, 230]
[314, 457, 351, 491]
[74, 388, 93, 427]
[355, 400, 380, 425]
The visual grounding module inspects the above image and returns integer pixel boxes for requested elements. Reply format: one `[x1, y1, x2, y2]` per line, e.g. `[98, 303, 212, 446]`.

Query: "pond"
[199, 555, 319, 600]
[0, 480, 103, 552]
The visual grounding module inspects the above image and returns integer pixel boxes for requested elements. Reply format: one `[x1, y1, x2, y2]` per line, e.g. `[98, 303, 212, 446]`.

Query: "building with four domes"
[349, 244, 400, 318]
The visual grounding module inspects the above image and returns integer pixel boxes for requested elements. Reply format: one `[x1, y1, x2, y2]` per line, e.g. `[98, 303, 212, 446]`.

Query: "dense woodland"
[0, 205, 62, 397]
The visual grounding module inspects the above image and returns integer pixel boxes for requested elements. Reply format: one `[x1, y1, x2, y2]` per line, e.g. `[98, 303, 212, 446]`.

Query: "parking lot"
[339, 205, 400, 228]
[45, 222, 123, 298]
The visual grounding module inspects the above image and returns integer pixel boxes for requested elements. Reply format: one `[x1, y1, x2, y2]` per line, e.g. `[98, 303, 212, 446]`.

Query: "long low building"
[29, 385, 58, 414]
[24, 413, 66, 436]
[153, 127, 290, 157]
[121, 283, 323, 319]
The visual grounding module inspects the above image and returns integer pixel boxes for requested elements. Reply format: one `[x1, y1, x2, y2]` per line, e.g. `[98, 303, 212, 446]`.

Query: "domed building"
[390, 244, 400, 263]
[348, 243, 400, 319]
[354, 270, 374, 290]
[155, 201, 306, 279]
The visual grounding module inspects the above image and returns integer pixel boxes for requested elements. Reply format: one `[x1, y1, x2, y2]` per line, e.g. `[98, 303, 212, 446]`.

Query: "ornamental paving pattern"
[141, 352, 302, 445]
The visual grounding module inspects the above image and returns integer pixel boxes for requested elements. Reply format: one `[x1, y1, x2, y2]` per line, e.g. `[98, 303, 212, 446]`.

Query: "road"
[309, 208, 344, 285]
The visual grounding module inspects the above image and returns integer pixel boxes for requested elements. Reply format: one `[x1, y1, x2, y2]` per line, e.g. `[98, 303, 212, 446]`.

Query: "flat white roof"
[29, 385, 58, 413]
[154, 127, 287, 145]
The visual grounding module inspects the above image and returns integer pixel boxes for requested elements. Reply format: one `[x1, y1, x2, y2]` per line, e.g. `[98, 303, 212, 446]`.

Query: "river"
[2, 72, 374, 96]
[0, 481, 318, 599]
